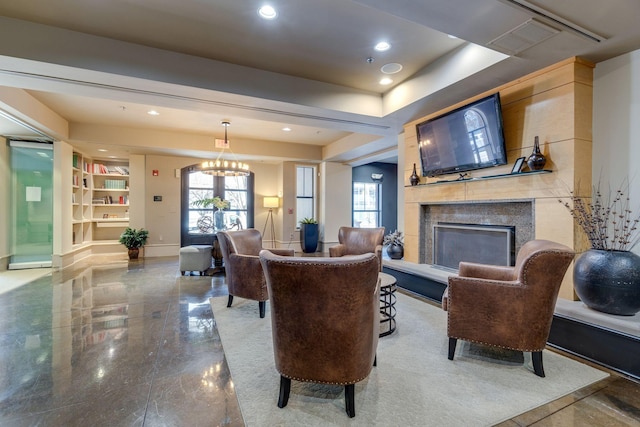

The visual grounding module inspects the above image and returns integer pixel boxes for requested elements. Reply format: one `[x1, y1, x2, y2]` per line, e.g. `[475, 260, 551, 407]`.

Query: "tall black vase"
[300, 223, 319, 253]
[526, 136, 546, 171]
[410, 163, 420, 186]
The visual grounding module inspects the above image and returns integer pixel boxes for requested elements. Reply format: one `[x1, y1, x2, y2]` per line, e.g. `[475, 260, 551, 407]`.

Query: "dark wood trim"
[382, 266, 447, 304]
[548, 314, 640, 381]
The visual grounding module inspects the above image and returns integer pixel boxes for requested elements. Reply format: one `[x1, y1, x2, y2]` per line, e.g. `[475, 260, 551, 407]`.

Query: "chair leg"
[278, 376, 291, 408]
[532, 351, 545, 377]
[345, 384, 355, 418]
[227, 295, 233, 307]
[259, 301, 266, 318]
[448, 337, 457, 360]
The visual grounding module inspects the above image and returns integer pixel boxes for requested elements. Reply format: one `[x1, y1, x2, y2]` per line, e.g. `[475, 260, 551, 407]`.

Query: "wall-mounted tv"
[416, 93, 507, 177]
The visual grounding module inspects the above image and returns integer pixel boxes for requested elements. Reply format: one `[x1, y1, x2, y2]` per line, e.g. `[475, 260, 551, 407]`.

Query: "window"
[464, 109, 495, 164]
[296, 166, 315, 226]
[353, 182, 380, 228]
[181, 165, 254, 246]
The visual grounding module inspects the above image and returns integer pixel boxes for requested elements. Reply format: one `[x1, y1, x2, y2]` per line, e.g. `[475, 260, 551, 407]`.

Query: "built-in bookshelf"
[89, 161, 130, 241]
[71, 152, 130, 245]
[72, 152, 92, 245]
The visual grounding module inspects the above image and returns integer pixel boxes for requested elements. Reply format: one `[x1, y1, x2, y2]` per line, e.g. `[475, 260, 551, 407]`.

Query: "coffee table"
[378, 272, 397, 337]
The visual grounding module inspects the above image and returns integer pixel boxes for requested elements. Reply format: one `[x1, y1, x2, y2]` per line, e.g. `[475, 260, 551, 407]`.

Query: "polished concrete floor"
[0, 256, 639, 426]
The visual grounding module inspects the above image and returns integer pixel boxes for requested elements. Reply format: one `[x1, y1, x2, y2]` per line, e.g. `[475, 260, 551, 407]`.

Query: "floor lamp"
[262, 196, 279, 248]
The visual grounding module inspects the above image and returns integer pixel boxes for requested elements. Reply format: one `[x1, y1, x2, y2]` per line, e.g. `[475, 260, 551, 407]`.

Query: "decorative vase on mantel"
[573, 249, 640, 316]
[526, 136, 546, 171]
[410, 163, 420, 186]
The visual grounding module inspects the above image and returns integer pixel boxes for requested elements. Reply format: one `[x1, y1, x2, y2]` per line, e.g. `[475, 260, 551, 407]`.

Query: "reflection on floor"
[0, 256, 638, 426]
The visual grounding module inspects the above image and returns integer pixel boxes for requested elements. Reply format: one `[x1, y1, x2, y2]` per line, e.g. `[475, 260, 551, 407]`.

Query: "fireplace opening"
[433, 223, 515, 271]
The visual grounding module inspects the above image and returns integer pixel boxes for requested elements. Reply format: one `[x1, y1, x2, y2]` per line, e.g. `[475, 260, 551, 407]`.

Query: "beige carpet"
[210, 293, 608, 426]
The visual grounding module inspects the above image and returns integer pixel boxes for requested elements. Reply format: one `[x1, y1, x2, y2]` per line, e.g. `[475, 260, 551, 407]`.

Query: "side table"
[378, 272, 397, 337]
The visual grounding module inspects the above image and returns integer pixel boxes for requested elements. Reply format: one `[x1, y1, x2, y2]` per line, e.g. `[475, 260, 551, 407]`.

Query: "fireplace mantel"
[402, 57, 594, 300]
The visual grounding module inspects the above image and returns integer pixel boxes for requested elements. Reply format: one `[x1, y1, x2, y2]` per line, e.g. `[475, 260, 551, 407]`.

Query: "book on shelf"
[110, 166, 129, 175]
[103, 179, 127, 189]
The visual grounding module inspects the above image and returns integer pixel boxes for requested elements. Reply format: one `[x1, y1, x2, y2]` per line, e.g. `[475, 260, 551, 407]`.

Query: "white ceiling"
[0, 0, 639, 164]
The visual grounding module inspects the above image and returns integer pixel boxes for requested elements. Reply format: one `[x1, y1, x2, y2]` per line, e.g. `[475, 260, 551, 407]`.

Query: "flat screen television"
[416, 93, 507, 177]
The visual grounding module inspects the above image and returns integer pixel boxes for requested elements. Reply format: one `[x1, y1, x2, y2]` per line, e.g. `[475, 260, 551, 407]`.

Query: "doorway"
[8, 141, 54, 269]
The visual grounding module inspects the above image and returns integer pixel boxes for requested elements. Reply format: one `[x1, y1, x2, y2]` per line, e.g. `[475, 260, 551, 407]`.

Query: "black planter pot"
[574, 249, 640, 316]
[300, 223, 319, 253]
[386, 244, 404, 260]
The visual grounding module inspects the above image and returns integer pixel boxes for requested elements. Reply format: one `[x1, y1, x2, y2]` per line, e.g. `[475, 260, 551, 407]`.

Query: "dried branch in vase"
[559, 180, 640, 251]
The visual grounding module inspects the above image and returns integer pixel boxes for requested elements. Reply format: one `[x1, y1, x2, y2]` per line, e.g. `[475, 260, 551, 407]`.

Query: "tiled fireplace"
[420, 200, 534, 268]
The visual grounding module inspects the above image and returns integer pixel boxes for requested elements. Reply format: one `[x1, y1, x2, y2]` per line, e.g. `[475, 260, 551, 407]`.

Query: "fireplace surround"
[420, 200, 534, 268]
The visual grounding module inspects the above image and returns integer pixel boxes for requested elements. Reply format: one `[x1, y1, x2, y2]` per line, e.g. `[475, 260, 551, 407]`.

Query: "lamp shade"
[263, 196, 279, 209]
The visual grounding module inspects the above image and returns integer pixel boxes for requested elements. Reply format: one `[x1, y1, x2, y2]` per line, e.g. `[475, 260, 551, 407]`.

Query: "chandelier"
[201, 120, 251, 176]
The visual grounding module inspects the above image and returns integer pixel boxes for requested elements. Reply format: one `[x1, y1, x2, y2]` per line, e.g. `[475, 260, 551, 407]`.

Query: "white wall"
[320, 161, 352, 250]
[593, 49, 640, 255]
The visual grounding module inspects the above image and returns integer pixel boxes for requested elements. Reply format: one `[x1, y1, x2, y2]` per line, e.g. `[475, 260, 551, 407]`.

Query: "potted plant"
[560, 180, 640, 315]
[119, 227, 149, 260]
[299, 217, 319, 253]
[193, 196, 230, 231]
[383, 230, 404, 260]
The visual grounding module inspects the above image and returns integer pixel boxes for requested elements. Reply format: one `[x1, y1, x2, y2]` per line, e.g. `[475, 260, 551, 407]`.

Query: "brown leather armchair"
[442, 239, 574, 377]
[329, 226, 385, 271]
[217, 229, 294, 318]
[259, 251, 380, 418]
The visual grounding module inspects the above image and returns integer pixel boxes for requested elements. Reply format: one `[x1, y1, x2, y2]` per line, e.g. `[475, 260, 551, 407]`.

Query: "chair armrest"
[329, 244, 347, 257]
[267, 248, 295, 257]
[458, 262, 515, 281]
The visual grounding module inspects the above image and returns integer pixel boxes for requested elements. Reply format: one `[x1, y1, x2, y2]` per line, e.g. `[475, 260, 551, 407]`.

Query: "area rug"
[210, 293, 608, 426]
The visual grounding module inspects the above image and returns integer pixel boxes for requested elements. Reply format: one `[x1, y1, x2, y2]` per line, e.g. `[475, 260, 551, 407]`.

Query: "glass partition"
[9, 141, 54, 268]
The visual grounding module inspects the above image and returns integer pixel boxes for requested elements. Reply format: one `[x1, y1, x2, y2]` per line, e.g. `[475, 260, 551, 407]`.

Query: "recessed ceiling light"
[379, 77, 393, 85]
[147, 110, 160, 116]
[98, 149, 108, 152]
[282, 127, 291, 132]
[374, 41, 391, 51]
[258, 5, 277, 19]
[381, 63, 403, 74]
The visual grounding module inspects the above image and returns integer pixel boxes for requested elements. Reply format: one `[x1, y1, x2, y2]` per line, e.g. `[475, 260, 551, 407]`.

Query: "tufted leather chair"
[329, 226, 385, 271]
[259, 251, 380, 418]
[217, 229, 294, 318]
[442, 239, 574, 377]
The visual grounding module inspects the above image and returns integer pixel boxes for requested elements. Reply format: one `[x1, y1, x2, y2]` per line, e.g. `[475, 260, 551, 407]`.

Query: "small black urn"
[526, 136, 546, 171]
[410, 163, 420, 186]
